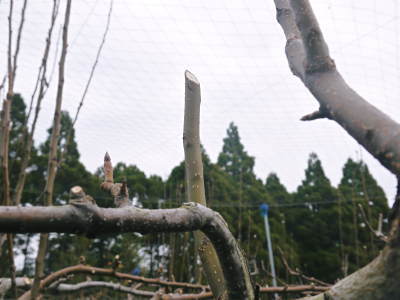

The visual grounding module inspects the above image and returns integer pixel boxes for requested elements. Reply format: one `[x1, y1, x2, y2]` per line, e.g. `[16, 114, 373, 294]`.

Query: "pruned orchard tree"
[272, 0, 400, 299]
[2, 0, 400, 299]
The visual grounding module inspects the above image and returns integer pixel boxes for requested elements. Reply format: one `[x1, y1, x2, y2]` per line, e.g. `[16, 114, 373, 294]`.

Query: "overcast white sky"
[1, 0, 399, 204]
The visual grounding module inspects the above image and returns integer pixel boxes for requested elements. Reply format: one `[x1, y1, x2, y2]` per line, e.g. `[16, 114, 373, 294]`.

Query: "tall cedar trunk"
[30, 1, 71, 298]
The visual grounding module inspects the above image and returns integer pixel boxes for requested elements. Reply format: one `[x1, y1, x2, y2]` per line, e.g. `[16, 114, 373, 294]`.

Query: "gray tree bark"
[0, 194, 254, 299]
[183, 70, 252, 299]
[273, 0, 400, 299]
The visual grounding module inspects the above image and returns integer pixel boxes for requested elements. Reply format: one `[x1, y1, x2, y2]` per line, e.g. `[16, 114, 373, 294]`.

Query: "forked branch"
[274, 1, 400, 299]
[0, 190, 253, 299]
[275, 0, 400, 178]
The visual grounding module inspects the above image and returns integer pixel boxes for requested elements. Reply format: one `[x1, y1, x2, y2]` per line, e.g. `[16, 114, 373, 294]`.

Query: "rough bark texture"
[0, 198, 252, 299]
[31, 1, 71, 298]
[183, 70, 231, 299]
[275, 0, 400, 176]
[273, 0, 400, 299]
[100, 153, 129, 207]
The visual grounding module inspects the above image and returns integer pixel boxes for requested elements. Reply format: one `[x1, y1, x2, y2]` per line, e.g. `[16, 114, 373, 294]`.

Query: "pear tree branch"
[0, 186, 253, 299]
[274, 1, 400, 299]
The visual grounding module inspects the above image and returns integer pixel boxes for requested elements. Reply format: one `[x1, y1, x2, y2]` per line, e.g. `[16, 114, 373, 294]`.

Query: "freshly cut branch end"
[185, 70, 200, 93]
[185, 70, 199, 85]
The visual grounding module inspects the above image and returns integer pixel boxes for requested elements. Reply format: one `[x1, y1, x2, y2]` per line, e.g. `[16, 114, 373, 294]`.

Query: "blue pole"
[260, 203, 277, 287]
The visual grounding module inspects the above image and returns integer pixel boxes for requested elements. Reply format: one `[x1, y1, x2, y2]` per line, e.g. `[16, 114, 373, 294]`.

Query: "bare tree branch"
[100, 153, 129, 207]
[31, 1, 71, 298]
[358, 204, 388, 242]
[1, 0, 28, 297]
[0, 275, 330, 299]
[275, 0, 400, 178]
[274, 0, 400, 299]
[183, 70, 235, 299]
[59, 0, 113, 165]
[277, 247, 331, 287]
[0, 196, 253, 299]
[14, 0, 60, 206]
[1, 267, 209, 298]
[0, 75, 6, 93]
[48, 281, 157, 297]
[11, 0, 27, 81]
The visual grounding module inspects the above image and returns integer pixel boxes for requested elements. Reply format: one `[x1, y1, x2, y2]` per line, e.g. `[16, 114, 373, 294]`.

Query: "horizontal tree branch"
[49, 280, 155, 297]
[0, 277, 329, 299]
[277, 247, 331, 287]
[0, 201, 252, 299]
[1, 278, 211, 299]
[4, 263, 208, 299]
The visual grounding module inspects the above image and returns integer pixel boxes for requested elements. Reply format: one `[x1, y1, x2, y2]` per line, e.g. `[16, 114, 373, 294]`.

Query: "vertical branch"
[100, 152, 129, 207]
[13, 0, 59, 206]
[31, 1, 71, 298]
[11, 0, 27, 82]
[1, 0, 27, 297]
[59, 0, 113, 165]
[183, 70, 226, 299]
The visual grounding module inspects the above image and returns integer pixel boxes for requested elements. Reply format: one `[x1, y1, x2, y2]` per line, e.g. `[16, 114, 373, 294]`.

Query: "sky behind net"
[1, 0, 399, 203]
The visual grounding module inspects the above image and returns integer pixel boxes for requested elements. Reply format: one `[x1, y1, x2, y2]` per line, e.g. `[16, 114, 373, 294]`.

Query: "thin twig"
[11, 0, 27, 81]
[31, 1, 72, 298]
[59, 0, 113, 166]
[358, 204, 388, 242]
[277, 247, 331, 287]
[13, 0, 60, 206]
[2, 0, 28, 297]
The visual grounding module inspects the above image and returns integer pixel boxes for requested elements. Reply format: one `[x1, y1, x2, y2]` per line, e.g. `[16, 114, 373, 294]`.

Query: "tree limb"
[275, 0, 400, 178]
[358, 204, 388, 242]
[0, 197, 252, 299]
[14, 0, 60, 206]
[1, 266, 208, 298]
[31, 1, 71, 298]
[48, 281, 156, 297]
[100, 153, 129, 207]
[1, 0, 27, 297]
[274, 0, 400, 299]
[277, 247, 331, 287]
[59, 0, 113, 166]
[184, 70, 237, 299]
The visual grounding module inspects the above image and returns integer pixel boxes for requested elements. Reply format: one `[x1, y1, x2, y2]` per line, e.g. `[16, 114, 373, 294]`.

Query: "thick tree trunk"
[274, 0, 400, 176]
[273, 0, 400, 299]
